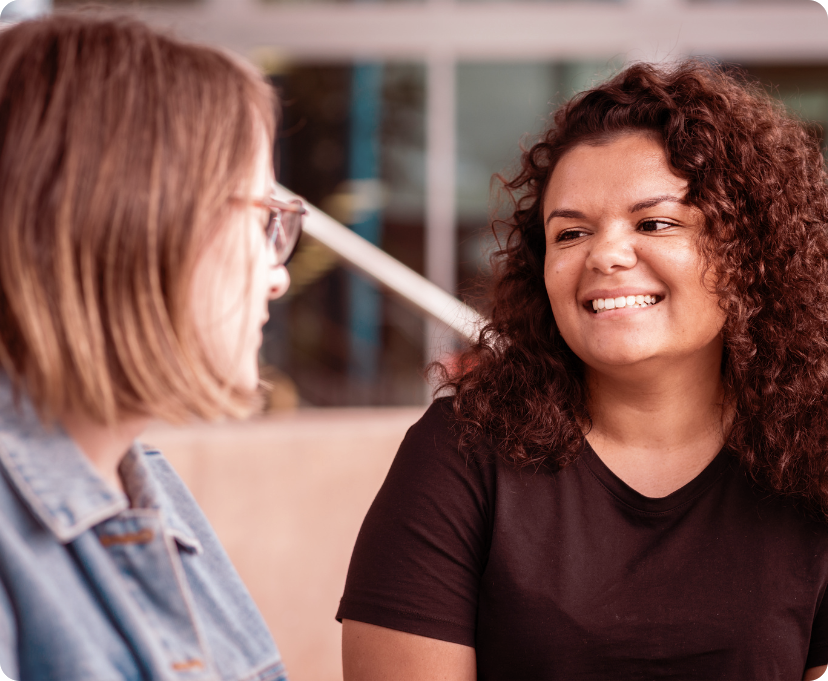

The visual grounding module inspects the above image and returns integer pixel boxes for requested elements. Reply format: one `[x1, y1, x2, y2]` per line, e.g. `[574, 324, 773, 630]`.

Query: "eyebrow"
[628, 195, 687, 213]
[544, 208, 587, 225]
[544, 195, 687, 227]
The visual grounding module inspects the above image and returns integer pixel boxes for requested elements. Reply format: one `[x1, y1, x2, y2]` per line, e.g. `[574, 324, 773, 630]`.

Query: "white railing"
[273, 183, 486, 343]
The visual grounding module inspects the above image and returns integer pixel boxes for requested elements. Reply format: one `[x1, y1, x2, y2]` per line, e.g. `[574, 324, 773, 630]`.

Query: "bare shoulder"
[342, 620, 476, 681]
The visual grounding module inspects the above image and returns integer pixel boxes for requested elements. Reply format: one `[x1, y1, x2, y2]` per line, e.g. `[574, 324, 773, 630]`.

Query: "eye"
[251, 205, 269, 229]
[638, 219, 677, 233]
[555, 228, 589, 243]
[263, 211, 278, 240]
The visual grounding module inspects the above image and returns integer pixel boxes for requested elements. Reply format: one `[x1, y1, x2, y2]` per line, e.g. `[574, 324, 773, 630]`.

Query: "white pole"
[273, 184, 485, 343]
[424, 53, 459, 368]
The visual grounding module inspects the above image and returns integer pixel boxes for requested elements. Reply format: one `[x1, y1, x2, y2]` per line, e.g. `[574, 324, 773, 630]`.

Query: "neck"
[59, 410, 149, 496]
[584, 345, 729, 497]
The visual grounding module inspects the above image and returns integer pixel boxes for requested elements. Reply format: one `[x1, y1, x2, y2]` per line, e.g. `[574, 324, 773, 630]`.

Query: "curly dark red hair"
[439, 59, 828, 515]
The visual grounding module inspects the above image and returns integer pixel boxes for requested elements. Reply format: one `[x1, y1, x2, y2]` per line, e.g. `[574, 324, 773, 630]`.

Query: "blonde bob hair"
[0, 13, 277, 423]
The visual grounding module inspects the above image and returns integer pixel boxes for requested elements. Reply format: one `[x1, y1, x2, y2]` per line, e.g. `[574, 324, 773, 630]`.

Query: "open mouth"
[589, 295, 662, 313]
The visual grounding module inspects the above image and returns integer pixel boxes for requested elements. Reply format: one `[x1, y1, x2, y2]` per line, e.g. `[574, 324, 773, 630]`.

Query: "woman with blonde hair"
[0, 13, 303, 680]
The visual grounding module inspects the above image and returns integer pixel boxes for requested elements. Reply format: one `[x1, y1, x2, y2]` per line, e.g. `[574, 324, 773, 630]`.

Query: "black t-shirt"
[337, 399, 828, 680]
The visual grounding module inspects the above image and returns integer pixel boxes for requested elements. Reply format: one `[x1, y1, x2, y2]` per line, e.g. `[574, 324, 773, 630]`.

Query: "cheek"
[247, 237, 273, 316]
[697, 272, 726, 333]
[544, 253, 579, 317]
[651, 243, 724, 331]
[216, 253, 251, 322]
[191, 229, 257, 363]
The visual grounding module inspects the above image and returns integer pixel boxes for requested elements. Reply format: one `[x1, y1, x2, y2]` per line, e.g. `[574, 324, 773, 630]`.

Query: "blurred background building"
[6, 0, 827, 678]
[28, 0, 825, 410]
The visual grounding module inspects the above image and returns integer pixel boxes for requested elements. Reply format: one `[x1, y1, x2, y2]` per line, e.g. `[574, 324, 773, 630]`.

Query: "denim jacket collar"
[0, 379, 201, 552]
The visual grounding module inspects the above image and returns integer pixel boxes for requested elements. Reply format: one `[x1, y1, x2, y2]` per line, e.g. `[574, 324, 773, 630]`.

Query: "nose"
[584, 225, 638, 274]
[269, 265, 291, 300]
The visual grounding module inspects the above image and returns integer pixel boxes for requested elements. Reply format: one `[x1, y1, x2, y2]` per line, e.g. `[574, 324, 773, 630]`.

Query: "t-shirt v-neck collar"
[579, 439, 733, 515]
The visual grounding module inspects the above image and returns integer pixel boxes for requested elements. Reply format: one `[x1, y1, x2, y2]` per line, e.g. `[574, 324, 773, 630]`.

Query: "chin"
[581, 346, 657, 369]
[241, 375, 260, 392]
[233, 365, 260, 392]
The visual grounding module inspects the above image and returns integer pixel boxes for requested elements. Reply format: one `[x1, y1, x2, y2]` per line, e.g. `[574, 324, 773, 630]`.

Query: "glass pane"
[264, 62, 427, 407]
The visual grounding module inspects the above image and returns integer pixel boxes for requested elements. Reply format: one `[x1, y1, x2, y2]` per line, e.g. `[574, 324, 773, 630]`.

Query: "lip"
[587, 304, 654, 318]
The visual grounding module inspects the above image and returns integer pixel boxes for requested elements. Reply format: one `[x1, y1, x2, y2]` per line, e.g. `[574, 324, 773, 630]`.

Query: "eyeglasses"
[238, 195, 307, 267]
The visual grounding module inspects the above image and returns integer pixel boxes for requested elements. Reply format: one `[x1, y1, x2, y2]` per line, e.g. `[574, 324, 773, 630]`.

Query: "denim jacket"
[0, 380, 287, 681]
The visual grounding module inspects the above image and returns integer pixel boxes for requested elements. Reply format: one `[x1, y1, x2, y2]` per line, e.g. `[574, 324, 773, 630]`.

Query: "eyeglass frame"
[232, 193, 307, 267]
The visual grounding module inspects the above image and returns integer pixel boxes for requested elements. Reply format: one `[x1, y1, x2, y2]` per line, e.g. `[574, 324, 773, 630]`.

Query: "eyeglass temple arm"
[272, 183, 486, 343]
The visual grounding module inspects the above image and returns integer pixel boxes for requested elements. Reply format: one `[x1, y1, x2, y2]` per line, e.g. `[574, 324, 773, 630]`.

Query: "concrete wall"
[143, 408, 425, 681]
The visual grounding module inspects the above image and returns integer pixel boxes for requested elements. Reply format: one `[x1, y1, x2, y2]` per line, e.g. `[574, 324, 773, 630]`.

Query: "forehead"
[543, 133, 688, 213]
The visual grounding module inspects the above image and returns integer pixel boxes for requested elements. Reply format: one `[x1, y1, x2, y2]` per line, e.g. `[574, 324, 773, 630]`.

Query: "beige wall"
[143, 408, 425, 681]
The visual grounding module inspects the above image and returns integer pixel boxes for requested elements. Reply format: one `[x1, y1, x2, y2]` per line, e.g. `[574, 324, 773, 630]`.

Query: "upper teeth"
[592, 295, 657, 312]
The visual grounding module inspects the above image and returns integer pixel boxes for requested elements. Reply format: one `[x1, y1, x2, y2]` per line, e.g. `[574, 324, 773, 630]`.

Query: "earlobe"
[269, 266, 290, 300]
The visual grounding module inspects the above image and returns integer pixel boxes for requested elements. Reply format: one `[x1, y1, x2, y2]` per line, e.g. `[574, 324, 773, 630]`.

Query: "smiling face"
[542, 132, 725, 379]
[190, 129, 290, 392]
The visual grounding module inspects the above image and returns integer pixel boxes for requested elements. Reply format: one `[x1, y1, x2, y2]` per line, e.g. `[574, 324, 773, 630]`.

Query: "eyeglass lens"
[267, 200, 303, 266]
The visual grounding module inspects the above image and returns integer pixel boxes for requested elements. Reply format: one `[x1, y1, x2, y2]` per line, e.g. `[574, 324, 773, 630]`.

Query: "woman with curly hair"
[337, 60, 828, 680]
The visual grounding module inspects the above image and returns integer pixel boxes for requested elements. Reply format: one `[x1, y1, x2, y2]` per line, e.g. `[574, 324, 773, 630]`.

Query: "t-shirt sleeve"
[807, 583, 828, 669]
[336, 399, 494, 647]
